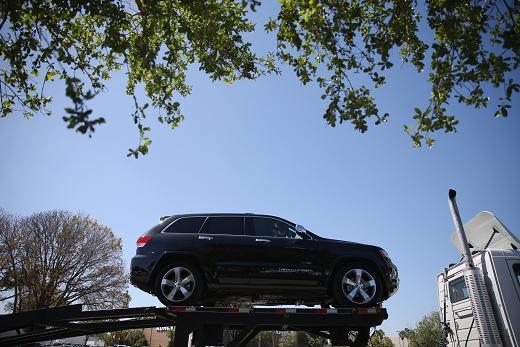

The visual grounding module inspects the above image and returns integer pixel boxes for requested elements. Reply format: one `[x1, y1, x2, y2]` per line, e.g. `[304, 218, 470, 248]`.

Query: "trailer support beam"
[0, 305, 388, 347]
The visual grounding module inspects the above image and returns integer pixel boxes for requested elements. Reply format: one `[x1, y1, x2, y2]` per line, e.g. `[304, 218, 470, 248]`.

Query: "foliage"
[398, 327, 413, 342]
[401, 311, 442, 347]
[224, 330, 329, 346]
[167, 327, 175, 347]
[1, 1, 518, 153]
[100, 328, 148, 347]
[268, 0, 519, 147]
[252, 330, 276, 346]
[278, 331, 297, 347]
[304, 333, 330, 347]
[0, 0, 275, 157]
[368, 329, 393, 347]
[0, 208, 129, 312]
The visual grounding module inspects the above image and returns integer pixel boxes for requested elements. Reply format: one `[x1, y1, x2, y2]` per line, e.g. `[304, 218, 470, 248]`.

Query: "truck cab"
[437, 211, 520, 347]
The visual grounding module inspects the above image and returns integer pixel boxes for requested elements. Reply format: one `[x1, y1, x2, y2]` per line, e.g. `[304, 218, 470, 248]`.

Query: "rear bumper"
[130, 255, 155, 293]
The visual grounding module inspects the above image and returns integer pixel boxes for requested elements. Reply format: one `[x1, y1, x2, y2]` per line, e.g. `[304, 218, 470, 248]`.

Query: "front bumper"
[386, 263, 399, 297]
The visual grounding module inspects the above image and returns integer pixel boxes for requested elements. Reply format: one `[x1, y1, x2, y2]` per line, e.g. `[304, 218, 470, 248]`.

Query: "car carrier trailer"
[0, 304, 388, 347]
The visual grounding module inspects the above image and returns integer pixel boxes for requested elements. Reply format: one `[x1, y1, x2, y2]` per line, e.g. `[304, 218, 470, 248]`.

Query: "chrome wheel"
[341, 268, 377, 305]
[161, 266, 195, 303]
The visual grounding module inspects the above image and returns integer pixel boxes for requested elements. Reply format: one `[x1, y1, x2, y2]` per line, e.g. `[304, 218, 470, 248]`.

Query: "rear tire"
[332, 262, 382, 308]
[154, 262, 204, 306]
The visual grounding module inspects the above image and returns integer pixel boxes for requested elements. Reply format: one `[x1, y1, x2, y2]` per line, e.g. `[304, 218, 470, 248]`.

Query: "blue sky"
[1, 3, 519, 336]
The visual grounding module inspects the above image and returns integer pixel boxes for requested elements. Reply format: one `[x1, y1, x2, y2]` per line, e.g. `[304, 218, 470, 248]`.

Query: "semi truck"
[438, 190, 520, 346]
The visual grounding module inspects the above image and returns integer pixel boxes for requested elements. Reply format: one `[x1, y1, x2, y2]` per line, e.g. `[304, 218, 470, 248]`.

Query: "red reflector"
[275, 308, 286, 314]
[136, 235, 152, 247]
[316, 308, 328, 314]
[229, 308, 240, 313]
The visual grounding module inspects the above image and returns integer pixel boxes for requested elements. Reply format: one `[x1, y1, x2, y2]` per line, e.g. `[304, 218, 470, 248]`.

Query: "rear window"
[449, 276, 469, 303]
[145, 216, 176, 234]
[200, 217, 244, 235]
[163, 217, 206, 234]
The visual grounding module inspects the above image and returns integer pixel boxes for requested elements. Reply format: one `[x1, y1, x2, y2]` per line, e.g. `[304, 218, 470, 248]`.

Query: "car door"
[197, 216, 250, 285]
[245, 216, 323, 286]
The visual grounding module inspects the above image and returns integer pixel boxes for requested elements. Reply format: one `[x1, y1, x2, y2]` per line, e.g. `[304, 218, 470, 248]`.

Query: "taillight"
[136, 235, 152, 247]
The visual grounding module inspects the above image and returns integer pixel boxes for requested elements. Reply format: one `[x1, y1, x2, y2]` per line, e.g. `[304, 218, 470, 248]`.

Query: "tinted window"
[514, 264, 520, 286]
[200, 217, 244, 235]
[449, 276, 469, 303]
[250, 217, 299, 238]
[164, 217, 206, 234]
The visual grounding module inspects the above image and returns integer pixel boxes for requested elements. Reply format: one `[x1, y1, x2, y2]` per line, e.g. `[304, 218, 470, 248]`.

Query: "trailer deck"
[0, 304, 388, 346]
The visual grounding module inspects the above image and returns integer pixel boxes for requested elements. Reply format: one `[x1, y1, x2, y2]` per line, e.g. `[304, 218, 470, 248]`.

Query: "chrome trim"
[160, 214, 309, 239]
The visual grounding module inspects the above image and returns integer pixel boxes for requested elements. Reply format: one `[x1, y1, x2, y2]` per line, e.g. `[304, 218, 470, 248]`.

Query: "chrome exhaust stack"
[448, 189, 474, 269]
[448, 189, 503, 347]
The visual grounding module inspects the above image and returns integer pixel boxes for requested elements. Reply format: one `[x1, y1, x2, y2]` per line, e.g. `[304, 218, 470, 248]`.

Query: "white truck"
[437, 190, 520, 347]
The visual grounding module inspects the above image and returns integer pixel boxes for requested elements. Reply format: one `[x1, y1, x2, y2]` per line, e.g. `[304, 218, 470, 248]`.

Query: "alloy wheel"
[160, 266, 195, 303]
[341, 268, 377, 305]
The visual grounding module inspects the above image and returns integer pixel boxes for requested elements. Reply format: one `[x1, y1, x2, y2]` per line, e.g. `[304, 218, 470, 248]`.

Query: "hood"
[451, 211, 520, 254]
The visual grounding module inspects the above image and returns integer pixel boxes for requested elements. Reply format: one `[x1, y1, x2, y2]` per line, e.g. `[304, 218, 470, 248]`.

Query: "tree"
[402, 311, 442, 347]
[1, 1, 518, 154]
[398, 328, 413, 346]
[100, 329, 148, 347]
[0, 209, 129, 312]
[251, 330, 276, 347]
[0, 209, 21, 309]
[166, 327, 175, 347]
[304, 333, 330, 347]
[278, 331, 297, 347]
[368, 329, 393, 347]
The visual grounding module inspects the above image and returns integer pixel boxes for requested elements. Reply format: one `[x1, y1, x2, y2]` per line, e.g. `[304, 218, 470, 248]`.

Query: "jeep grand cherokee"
[130, 213, 398, 307]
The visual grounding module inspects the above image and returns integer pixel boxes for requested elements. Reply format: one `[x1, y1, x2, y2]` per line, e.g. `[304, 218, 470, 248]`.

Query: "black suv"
[130, 213, 398, 307]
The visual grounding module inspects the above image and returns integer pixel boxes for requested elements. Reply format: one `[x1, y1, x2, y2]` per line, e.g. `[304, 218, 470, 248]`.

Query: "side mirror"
[294, 224, 311, 239]
[295, 224, 306, 233]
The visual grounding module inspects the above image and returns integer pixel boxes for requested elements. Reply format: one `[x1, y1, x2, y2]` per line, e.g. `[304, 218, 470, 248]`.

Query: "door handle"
[198, 235, 213, 240]
[255, 238, 270, 243]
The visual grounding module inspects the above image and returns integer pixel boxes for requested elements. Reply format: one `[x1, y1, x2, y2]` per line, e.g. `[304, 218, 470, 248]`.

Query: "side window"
[200, 217, 244, 236]
[250, 217, 299, 239]
[514, 264, 520, 286]
[163, 217, 206, 234]
[449, 276, 469, 303]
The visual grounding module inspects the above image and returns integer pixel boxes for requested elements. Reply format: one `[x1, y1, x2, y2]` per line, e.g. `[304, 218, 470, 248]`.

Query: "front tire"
[154, 262, 204, 306]
[333, 262, 382, 308]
